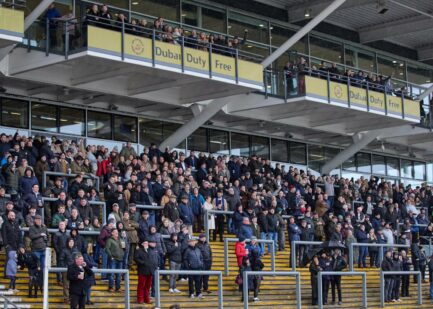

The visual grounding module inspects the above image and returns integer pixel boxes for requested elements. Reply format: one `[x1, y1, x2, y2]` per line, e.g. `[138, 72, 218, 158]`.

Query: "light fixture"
[304, 8, 311, 18]
[392, 60, 397, 64]
[132, 1, 139, 5]
[259, 24, 264, 27]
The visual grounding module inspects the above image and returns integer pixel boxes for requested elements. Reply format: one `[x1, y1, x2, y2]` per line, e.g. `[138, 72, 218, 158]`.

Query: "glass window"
[163, 122, 185, 149]
[343, 156, 356, 171]
[290, 142, 306, 165]
[114, 115, 137, 142]
[181, 2, 198, 27]
[202, 7, 225, 34]
[139, 119, 163, 146]
[356, 152, 371, 174]
[104, 0, 128, 9]
[345, 46, 376, 72]
[372, 155, 386, 175]
[414, 161, 425, 180]
[386, 157, 399, 177]
[324, 147, 340, 176]
[400, 159, 413, 178]
[307, 145, 324, 174]
[251, 136, 269, 159]
[309, 36, 343, 64]
[378, 57, 405, 80]
[231, 132, 250, 157]
[270, 25, 306, 54]
[87, 111, 112, 140]
[133, 0, 180, 22]
[187, 128, 207, 152]
[59, 107, 85, 136]
[1, 98, 28, 129]
[209, 129, 229, 154]
[427, 163, 433, 183]
[31, 103, 57, 132]
[271, 139, 288, 162]
[228, 11, 268, 44]
[407, 65, 432, 84]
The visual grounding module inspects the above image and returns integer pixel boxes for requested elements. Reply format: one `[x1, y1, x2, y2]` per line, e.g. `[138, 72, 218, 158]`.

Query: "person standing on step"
[428, 254, 433, 300]
[134, 239, 158, 304]
[319, 252, 332, 305]
[331, 249, 346, 305]
[183, 238, 204, 299]
[400, 250, 411, 297]
[67, 252, 94, 309]
[212, 190, 227, 242]
[166, 233, 182, 293]
[391, 251, 402, 303]
[382, 250, 394, 303]
[197, 233, 212, 294]
[309, 255, 322, 306]
[105, 229, 125, 293]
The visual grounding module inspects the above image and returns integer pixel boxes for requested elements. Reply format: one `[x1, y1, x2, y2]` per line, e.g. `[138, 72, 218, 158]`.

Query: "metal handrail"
[155, 270, 223, 308]
[42, 171, 99, 191]
[43, 247, 130, 309]
[242, 271, 301, 309]
[379, 271, 421, 307]
[224, 237, 275, 276]
[290, 240, 323, 271]
[0, 294, 20, 309]
[348, 243, 409, 271]
[318, 271, 367, 309]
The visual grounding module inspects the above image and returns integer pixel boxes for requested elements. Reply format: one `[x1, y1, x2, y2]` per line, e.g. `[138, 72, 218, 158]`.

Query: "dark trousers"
[194, 214, 203, 232]
[369, 250, 378, 267]
[202, 261, 211, 291]
[420, 264, 426, 280]
[413, 261, 420, 283]
[393, 277, 401, 300]
[213, 215, 224, 241]
[311, 277, 318, 305]
[188, 274, 202, 296]
[384, 277, 394, 302]
[70, 293, 85, 309]
[331, 276, 342, 302]
[322, 279, 330, 304]
[401, 275, 410, 296]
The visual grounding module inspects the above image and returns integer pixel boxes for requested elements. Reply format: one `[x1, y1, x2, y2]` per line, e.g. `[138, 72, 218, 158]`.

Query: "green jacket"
[105, 237, 124, 261]
[51, 213, 66, 228]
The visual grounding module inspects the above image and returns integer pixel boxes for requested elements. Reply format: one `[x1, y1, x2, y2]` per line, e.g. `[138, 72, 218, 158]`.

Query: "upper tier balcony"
[5, 17, 263, 106]
[0, 6, 24, 48]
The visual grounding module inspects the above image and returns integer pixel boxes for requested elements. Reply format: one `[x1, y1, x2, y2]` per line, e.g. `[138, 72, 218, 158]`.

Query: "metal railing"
[155, 269, 223, 308]
[42, 171, 99, 190]
[224, 238, 275, 276]
[20, 226, 100, 236]
[291, 240, 323, 271]
[204, 209, 234, 242]
[318, 271, 367, 309]
[242, 271, 301, 309]
[379, 271, 422, 307]
[348, 243, 409, 271]
[43, 247, 130, 309]
[0, 294, 20, 309]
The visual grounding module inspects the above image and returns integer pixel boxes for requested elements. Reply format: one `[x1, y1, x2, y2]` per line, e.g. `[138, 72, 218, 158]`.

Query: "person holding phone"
[67, 253, 94, 309]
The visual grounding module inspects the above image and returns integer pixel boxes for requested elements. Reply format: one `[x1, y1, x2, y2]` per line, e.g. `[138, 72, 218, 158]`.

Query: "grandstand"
[0, 0, 432, 308]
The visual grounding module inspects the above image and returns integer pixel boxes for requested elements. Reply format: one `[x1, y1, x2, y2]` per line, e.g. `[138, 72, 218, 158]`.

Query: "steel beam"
[24, 0, 54, 30]
[261, 0, 347, 68]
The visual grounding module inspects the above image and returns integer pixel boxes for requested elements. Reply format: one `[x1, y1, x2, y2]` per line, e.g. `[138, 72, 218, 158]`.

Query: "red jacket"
[235, 241, 247, 267]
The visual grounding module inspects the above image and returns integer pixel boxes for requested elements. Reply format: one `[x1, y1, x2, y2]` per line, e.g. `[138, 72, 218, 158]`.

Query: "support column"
[158, 97, 232, 150]
[417, 83, 433, 101]
[24, 0, 54, 30]
[261, 0, 347, 68]
[321, 125, 429, 175]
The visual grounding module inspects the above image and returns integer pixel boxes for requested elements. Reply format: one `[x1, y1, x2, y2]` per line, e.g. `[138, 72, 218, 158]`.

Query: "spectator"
[212, 190, 227, 242]
[59, 238, 78, 304]
[53, 221, 68, 285]
[355, 224, 368, 268]
[29, 214, 48, 270]
[237, 217, 253, 240]
[428, 254, 433, 300]
[67, 253, 94, 309]
[382, 250, 394, 303]
[330, 249, 347, 305]
[166, 233, 182, 293]
[183, 238, 204, 299]
[235, 237, 248, 270]
[196, 233, 212, 294]
[310, 255, 321, 306]
[179, 194, 194, 235]
[105, 228, 124, 292]
[202, 195, 215, 233]
[134, 239, 158, 304]
[122, 211, 139, 268]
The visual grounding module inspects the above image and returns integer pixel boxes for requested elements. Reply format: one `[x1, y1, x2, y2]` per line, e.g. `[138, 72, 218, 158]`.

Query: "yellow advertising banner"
[154, 40, 182, 68]
[0, 7, 24, 36]
[349, 86, 368, 108]
[329, 81, 348, 104]
[183, 48, 209, 74]
[305, 76, 327, 100]
[386, 96, 403, 116]
[211, 53, 235, 79]
[404, 99, 421, 119]
[88, 26, 121, 55]
[368, 90, 386, 113]
[124, 34, 152, 61]
[238, 60, 263, 85]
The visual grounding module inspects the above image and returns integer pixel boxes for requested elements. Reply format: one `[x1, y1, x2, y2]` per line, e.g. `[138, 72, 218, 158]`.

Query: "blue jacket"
[19, 176, 38, 195]
[179, 203, 193, 225]
[237, 224, 253, 239]
[189, 194, 205, 216]
[246, 243, 263, 257]
[288, 223, 301, 241]
[45, 7, 61, 28]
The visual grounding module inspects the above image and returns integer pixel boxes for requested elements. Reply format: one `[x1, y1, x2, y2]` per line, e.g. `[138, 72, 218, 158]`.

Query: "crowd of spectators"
[0, 127, 433, 305]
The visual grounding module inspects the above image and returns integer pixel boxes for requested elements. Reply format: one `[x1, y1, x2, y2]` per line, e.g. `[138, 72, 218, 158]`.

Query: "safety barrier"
[290, 240, 323, 271]
[242, 271, 301, 309]
[318, 271, 367, 309]
[224, 238, 275, 276]
[348, 243, 409, 271]
[42, 171, 99, 191]
[204, 209, 234, 242]
[154, 269, 223, 308]
[42, 248, 130, 309]
[379, 271, 422, 307]
[0, 294, 20, 309]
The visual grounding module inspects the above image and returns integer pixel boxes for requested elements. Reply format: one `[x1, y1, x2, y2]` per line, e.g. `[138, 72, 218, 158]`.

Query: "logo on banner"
[334, 84, 343, 98]
[131, 38, 144, 55]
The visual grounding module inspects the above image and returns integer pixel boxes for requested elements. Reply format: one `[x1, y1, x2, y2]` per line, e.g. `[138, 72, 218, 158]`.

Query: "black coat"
[196, 241, 212, 264]
[134, 247, 159, 276]
[165, 240, 182, 263]
[183, 245, 203, 270]
[67, 263, 93, 295]
[1, 219, 22, 250]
